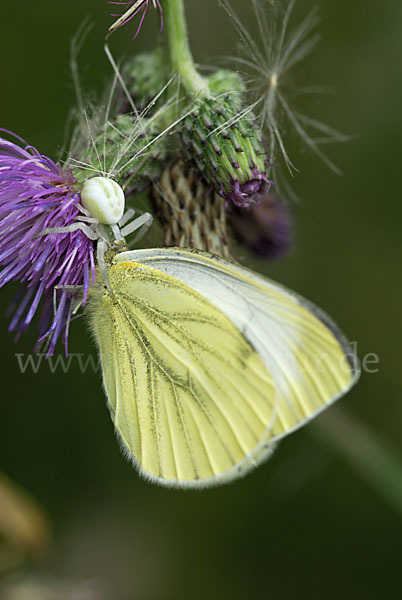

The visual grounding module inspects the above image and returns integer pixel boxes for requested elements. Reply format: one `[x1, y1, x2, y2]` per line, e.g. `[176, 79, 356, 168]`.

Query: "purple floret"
[108, 0, 163, 39]
[226, 170, 273, 208]
[0, 132, 95, 354]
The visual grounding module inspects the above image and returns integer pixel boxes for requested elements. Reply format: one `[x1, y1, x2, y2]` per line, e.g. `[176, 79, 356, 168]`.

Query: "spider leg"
[121, 212, 153, 243]
[71, 296, 84, 316]
[76, 215, 98, 224]
[118, 208, 136, 228]
[54, 285, 84, 291]
[76, 203, 92, 217]
[52, 284, 84, 318]
[37, 222, 99, 241]
[110, 224, 125, 244]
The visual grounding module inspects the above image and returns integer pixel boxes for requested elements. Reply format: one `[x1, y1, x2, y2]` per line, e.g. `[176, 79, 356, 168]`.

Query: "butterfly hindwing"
[89, 260, 278, 488]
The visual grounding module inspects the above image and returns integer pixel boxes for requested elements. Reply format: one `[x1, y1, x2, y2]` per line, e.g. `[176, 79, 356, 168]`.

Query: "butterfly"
[88, 245, 359, 488]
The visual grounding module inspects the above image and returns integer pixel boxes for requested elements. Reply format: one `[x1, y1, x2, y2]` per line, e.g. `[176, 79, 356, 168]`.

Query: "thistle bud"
[228, 193, 292, 259]
[120, 50, 166, 113]
[181, 95, 271, 208]
[207, 70, 246, 102]
[72, 113, 167, 194]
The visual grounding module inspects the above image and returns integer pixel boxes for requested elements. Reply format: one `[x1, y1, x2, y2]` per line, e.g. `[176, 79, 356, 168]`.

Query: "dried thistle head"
[151, 161, 232, 259]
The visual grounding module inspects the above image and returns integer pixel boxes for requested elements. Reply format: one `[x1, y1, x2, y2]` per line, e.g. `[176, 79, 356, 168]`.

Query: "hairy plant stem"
[164, 0, 209, 96]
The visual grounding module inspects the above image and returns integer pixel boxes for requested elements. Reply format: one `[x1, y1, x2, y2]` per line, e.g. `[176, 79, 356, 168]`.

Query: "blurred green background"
[0, 0, 400, 598]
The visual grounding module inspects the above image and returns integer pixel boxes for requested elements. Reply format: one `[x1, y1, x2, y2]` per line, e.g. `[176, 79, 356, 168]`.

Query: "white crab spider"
[39, 176, 153, 291]
[81, 177, 125, 226]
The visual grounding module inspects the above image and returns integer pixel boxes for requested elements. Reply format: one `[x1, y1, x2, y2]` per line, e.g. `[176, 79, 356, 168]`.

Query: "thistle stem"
[164, 0, 209, 96]
[313, 406, 402, 517]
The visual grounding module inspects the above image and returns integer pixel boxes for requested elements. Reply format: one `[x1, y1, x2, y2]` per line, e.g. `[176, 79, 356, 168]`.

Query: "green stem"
[313, 406, 402, 517]
[164, 0, 209, 96]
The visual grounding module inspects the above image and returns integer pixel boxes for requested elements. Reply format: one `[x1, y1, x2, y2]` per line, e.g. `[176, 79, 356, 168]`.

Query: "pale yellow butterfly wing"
[115, 248, 360, 440]
[89, 260, 279, 488]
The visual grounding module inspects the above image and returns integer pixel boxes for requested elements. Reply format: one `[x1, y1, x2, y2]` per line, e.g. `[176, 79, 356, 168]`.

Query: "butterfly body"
[88, 247, 359, 488]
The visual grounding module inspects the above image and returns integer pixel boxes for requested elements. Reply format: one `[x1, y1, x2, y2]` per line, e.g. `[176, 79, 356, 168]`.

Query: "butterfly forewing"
[115, 248, 359, 440]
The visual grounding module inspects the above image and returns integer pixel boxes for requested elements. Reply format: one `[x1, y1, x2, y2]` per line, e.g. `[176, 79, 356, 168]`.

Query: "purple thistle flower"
[107, 0, 163, 39]
[229, 192, 292, 259]
[0, 132, 96, 355]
